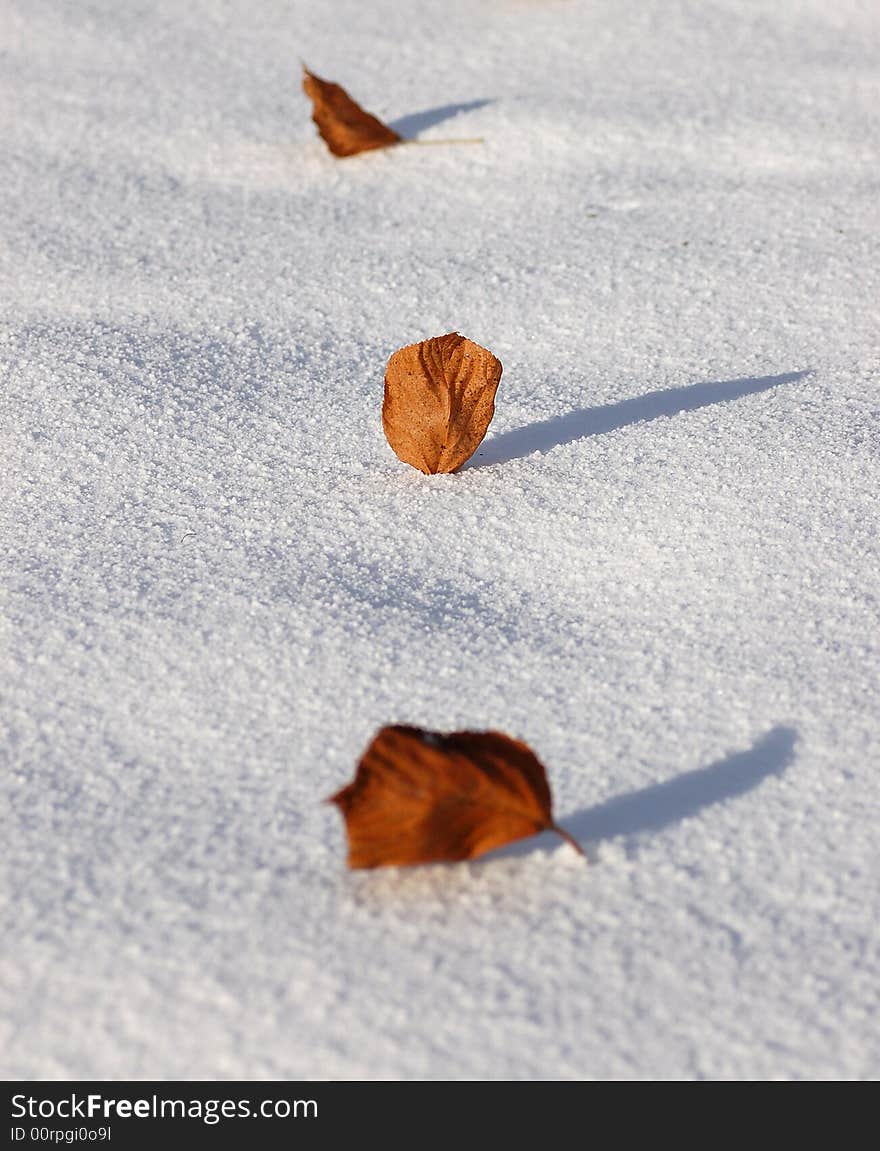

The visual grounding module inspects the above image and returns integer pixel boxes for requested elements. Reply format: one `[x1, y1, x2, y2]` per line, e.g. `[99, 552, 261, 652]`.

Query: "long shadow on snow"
[470, 371, 811, 468]
[493, 725, 798, 861]
[388, 99, 493, 138]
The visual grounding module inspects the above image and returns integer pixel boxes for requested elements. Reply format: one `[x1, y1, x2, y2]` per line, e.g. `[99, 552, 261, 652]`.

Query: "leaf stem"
[403, 137, 485, 147]
[550, 822, 586, 857]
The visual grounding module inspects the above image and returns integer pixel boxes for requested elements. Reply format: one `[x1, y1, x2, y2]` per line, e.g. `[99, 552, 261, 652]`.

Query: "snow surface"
[2, 0, 879, 1080]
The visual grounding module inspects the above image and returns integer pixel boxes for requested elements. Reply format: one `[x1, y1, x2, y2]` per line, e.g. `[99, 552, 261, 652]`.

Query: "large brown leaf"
[302, 66, 402, 157]
[382, 333, 502, 473]
[328, 725, 583, 868]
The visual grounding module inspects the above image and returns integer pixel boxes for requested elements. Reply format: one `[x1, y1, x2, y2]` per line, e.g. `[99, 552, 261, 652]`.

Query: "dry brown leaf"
[302, 66, 402, 157]
[328, 725, 583, 868]
[382, 333, 502, 473]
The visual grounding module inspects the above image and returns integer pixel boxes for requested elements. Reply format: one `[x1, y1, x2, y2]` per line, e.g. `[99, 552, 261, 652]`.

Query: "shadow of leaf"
[566, 725, 797, 849]
[470, 370, 811, 468]
[487, 726, 798, 862]
[389, 99, 494, 139]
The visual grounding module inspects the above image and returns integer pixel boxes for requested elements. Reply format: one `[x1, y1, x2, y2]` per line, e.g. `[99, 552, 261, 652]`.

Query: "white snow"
[2, 0, 879, 1080]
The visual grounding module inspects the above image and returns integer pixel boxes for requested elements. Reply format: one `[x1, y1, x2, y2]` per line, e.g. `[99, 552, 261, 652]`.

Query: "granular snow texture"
[2, 0, 879, 1079]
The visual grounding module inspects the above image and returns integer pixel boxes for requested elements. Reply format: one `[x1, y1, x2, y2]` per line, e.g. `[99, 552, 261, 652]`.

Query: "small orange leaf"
[328, 725, 583, 868]
[382, 333, 502, 473]
[302, 66, 402, 158]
